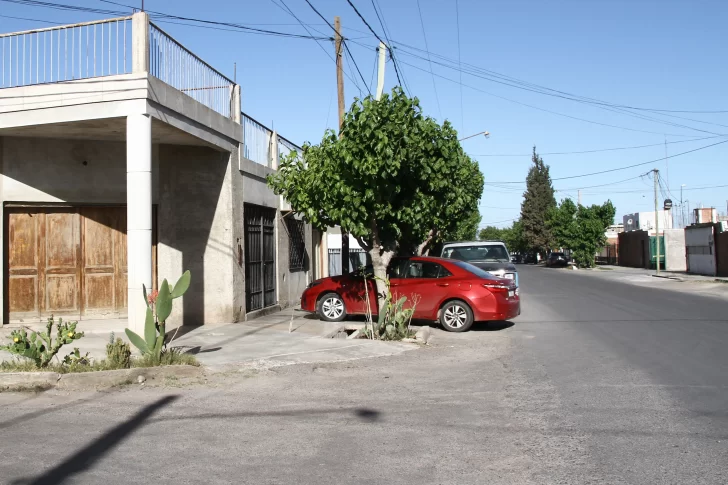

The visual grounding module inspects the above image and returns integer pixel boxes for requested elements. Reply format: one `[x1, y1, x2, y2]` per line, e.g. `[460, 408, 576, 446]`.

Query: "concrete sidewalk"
[0, 308, 415, 370]
[591, 265, 728, 283]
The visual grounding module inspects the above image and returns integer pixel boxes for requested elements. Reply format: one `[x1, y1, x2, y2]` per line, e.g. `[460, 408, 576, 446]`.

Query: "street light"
[459, 130, 490, 142]
[680, 184, 686, 228]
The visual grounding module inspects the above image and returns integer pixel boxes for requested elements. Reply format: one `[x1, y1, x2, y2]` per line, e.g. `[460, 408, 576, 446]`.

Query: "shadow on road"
[12, 395, 179, 485]
[149, 406, 383, 424]
[471, 321, 515, 331]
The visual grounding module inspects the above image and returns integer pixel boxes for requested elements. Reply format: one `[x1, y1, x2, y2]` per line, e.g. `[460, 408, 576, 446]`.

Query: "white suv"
[440, 241, 519, 285]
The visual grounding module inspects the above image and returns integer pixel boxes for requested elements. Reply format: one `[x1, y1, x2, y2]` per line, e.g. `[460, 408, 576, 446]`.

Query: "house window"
[286, 218, 306, 271]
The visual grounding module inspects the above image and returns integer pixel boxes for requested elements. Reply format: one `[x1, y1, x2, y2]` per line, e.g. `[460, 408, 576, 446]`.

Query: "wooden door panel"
[9, 212, 38, 269]
[8, 276, 37, 313]
[46, 275, 77, 311]
[41, 211, 80, 318]
[81, 207, 125, 317]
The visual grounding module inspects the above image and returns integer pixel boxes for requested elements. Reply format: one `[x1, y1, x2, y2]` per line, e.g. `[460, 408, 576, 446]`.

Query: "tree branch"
[417, 229, 437, 256]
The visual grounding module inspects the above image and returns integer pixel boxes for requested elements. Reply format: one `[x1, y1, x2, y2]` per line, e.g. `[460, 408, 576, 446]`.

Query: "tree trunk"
[364, 220, 395, 316]
[417, 229, 436, 256]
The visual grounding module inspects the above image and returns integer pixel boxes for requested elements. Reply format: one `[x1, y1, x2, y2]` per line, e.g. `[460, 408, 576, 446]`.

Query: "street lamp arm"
[458, 131, 490, 142]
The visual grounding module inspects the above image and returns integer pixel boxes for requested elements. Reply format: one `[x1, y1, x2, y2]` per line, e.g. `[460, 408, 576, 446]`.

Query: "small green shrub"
[106, 336, 132, 369]
[361, 274, 417, 341]
[133, 347, 199, 368]
[0, 317, 84, 368]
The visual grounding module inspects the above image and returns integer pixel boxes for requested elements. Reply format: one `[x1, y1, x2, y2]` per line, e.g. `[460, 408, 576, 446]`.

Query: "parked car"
[440, 240, 518, 285]
[300, 256, 520, 332]
[524, 252, 538, 264]
[546, 252, 568, 267]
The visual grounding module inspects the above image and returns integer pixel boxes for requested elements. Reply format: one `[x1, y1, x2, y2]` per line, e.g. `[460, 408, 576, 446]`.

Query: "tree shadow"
[150, 406, 382, 424]
[11, 395, 179, 485]
[470, 321, 515, 332]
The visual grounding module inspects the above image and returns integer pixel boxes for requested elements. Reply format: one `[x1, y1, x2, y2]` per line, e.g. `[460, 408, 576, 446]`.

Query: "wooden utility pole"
[653, 169, 661, 275]
[334, 16, 350, 274]
[376, 41, 386, 100]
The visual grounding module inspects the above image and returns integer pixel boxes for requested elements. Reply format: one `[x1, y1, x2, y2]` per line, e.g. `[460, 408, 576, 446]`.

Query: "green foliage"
[106, 335, 132, 369]
[521, 147, 556, 255]
[133, 348, 199, 368]
[126, 271, 191, 363]
[547, 199, 616, 268]
[268, 87, 484, 282]
[0, 317, 84, 368]
[477, 220, 528, 255]
[62, 348, 90, 367]
[361, 275, 417, 341]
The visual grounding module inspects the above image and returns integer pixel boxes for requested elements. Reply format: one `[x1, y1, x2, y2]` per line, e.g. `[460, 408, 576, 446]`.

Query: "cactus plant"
[126, 270, 190, 362]
[106, 336, 132, 369]
[0, 316, 84, 368]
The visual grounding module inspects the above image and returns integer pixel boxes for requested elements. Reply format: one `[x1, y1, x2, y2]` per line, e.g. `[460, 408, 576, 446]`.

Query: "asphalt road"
[1, 265, 727, 484]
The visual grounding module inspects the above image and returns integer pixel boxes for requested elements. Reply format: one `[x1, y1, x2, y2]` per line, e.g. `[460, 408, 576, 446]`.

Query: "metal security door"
[244, 204, 276, 312]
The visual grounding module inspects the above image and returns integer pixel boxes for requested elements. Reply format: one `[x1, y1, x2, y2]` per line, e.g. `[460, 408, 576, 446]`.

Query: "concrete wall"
[618, 230, 649, 268]
[157, 144, 236, 327]
[0, 136, 160, 324]
[240, 158, 278, 209]
[664, 229, 687, 272]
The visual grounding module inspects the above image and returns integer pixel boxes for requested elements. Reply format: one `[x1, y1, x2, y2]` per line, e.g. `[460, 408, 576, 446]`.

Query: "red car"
[300, 256, 520, 332]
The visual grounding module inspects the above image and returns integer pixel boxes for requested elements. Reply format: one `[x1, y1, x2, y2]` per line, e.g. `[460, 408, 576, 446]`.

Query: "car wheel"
[439, 300, 474, 332]
[317, 293, 347, 322]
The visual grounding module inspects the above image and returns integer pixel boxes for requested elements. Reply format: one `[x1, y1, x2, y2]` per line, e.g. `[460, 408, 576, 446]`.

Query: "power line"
[384, 39, 728, 115]
[395, 58, 699, 137]
[414, 0, 441, 118]
[301, 0, 371, 96]
[392, 45, 725, 136]
[344, 0, 402, 87]
[487, 139, 728, 184]
[454, 0, 464, 131]
[369, 0, 409, 95]
[471, 136, 725, 157]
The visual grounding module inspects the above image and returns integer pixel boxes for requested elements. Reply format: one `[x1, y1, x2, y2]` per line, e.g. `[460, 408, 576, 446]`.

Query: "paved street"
[1, 265, 727, 484]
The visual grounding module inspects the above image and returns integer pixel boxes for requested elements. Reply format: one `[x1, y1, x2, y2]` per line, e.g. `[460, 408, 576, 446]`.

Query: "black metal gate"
[244, 204, 277, 312]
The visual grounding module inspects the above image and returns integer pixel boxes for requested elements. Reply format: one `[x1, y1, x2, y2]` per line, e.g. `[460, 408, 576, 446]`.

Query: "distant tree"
[520, 147, 556, 256]
[502, 220, 528, 254]
[547, 199, 616, 267]
[478, 225, 503, 241]
[268, 87, 484, 309]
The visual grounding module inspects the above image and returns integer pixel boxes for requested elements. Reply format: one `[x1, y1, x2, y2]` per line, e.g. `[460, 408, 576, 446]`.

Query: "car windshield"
[452, 261, 499, 279]
[442, 245, 510, 262]
[550, 253, 565, 257]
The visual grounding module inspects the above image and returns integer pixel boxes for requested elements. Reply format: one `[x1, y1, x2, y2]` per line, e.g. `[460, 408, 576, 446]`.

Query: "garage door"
[5, 206, 153, 323]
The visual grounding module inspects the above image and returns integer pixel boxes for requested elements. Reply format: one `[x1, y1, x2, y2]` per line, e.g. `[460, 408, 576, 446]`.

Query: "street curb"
[651, 275, 684, 281]
[0, 365, 204, 392]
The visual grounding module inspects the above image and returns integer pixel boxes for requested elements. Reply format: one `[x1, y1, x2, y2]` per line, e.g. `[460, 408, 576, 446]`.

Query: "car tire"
[317, 293, 347, 322]
[439, 300, 474, 332]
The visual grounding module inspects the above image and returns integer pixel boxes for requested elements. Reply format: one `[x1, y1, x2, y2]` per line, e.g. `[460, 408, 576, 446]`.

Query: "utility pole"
[577, 190, 582, 206]
[334, 16, 350, 275]
[376, 41, 386, 101]
[653, 169, 661, 275]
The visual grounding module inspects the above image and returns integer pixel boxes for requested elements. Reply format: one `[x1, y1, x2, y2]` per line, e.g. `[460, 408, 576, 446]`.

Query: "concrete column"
[127, 114, 153, 334]
[232, 85, 241, 124]
[132, 12, 150, 74]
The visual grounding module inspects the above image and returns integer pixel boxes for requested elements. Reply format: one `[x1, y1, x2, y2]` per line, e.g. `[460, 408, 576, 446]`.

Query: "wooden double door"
[5, 206, 139, 323]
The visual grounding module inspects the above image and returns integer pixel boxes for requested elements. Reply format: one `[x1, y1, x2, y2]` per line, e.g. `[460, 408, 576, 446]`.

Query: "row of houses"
[614, 208, 728, 276]
[0, 13, 338, 334]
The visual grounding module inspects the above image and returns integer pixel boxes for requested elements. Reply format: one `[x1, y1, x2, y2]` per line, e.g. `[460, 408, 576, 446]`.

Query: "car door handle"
[436, 282, 449, 287]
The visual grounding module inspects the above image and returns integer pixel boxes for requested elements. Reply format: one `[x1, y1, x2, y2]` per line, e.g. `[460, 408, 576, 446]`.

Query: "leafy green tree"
[521, 147, 556, 256]
[268, 88, 484, 307]
[478, 225, 503, 241]
[502, 220, 528, 254]
[547, 199, 616, 267]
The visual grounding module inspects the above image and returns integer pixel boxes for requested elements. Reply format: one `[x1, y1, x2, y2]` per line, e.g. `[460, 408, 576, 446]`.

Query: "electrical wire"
[414, 0, 441, 118]
[487, 139, 728, 184]
[395, 58, 698, 137]
[455, 0, 464, 131]
[471, 136, 725, 156]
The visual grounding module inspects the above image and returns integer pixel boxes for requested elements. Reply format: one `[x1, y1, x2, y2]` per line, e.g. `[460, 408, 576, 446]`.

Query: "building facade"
[0, 13, 322, 332]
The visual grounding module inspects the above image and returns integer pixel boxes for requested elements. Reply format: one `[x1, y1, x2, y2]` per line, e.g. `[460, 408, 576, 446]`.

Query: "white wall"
[685, 226, 716, 275]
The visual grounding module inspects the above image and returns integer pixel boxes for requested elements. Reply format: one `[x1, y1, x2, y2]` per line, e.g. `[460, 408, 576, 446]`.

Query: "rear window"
[442, 244, 510, 262]
[452, 261, 497, 279]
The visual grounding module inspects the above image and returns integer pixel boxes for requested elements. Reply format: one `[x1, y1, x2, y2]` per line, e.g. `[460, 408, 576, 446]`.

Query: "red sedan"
[300, 256, 520, 332]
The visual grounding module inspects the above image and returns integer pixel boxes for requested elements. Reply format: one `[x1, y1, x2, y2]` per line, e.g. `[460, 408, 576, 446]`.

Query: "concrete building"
[623, 211, 672, 235]
[0, 13, 321, 332]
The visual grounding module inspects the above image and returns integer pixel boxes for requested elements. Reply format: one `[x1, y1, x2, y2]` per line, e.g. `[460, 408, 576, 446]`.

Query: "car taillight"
[483, 283, 510, 293]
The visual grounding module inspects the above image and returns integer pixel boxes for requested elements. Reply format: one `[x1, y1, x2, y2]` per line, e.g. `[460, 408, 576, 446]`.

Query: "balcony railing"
[243, 113, 273, 166]
[0, 17, 132, 88]
[148, 22, 235, 119]
[0, 14, 236, 119]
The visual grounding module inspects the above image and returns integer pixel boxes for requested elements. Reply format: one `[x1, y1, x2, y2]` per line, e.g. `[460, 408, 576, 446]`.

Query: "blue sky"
[1, 0, 727, 227]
